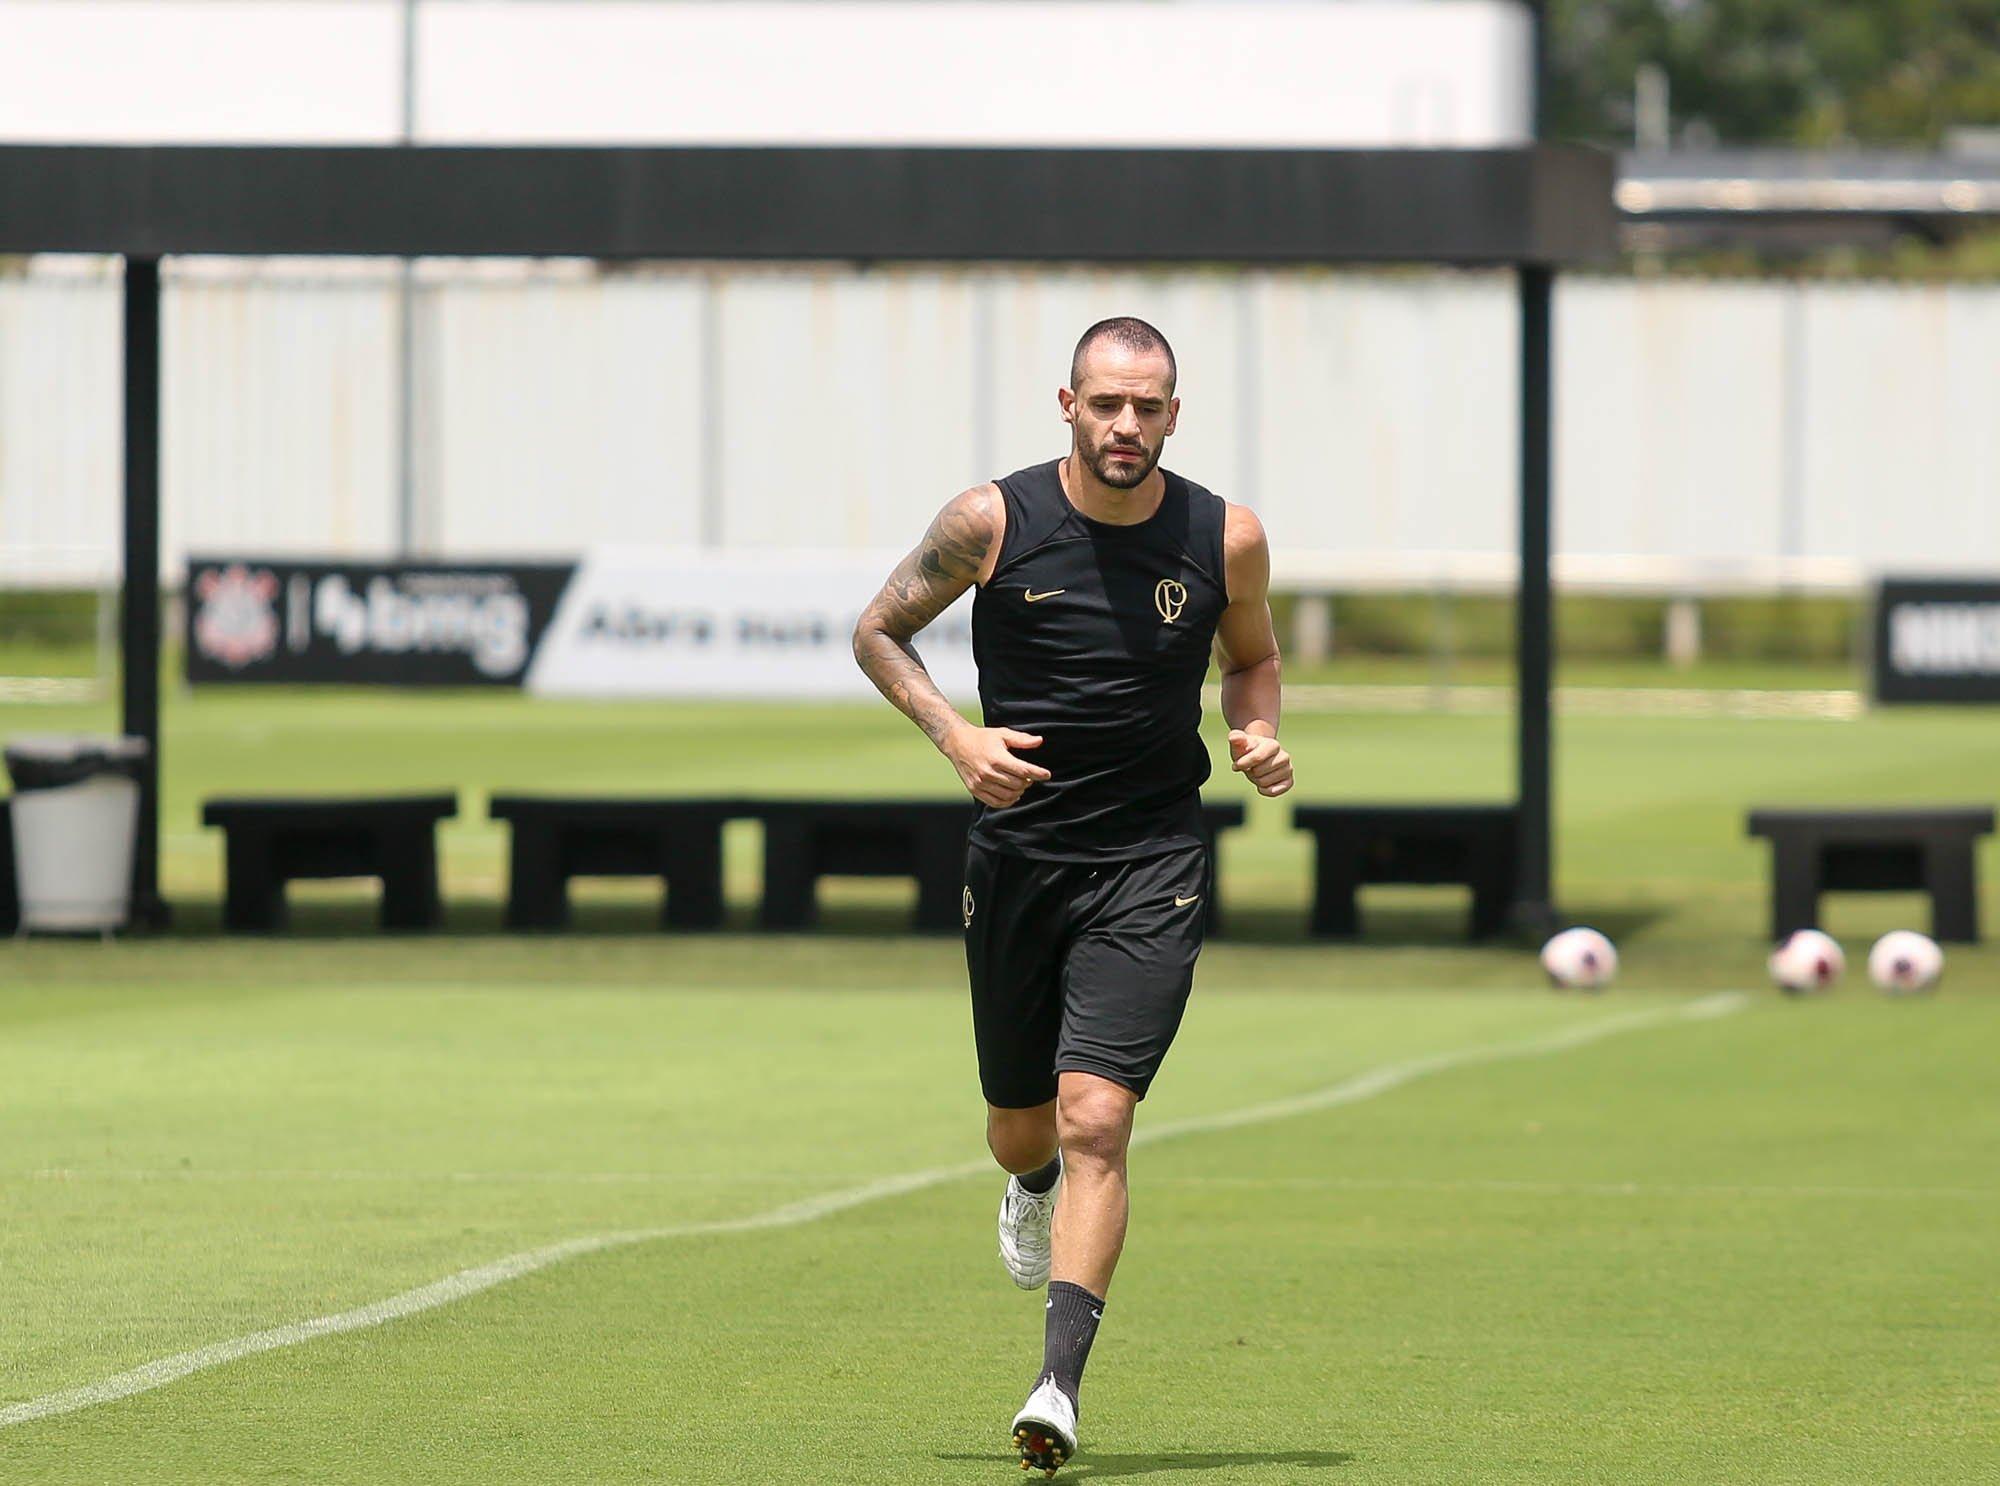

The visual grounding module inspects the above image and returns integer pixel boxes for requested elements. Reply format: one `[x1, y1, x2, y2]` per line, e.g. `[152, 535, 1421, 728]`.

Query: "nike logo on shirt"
[1174, 894, 1200, 907]
[1024, 588, 1066, 603]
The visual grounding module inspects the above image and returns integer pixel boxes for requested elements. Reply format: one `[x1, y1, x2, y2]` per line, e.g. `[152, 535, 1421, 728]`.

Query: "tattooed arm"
[853, 485, 1051, 808]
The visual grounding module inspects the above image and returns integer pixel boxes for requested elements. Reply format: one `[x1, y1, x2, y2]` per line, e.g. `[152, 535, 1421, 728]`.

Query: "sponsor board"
[185, 558, 574, 686]
[185, 551, 977, 699]
[525, 550, 977, 699]
[1874, 578, 2000, 704]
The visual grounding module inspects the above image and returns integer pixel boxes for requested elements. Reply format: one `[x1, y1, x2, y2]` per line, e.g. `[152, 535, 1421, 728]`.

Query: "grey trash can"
[4, 735, 148, 932]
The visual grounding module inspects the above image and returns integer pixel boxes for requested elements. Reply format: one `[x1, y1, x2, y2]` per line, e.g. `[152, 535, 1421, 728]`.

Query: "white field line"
[0, 676, 104, 704]
[32, 1165, 1988, 1205]
[20, 1169, 855, 1185]
[1154, 1176, 2000, 1203]
[1209, 683, 1864, 721]
[0, 992, 1744, 1431]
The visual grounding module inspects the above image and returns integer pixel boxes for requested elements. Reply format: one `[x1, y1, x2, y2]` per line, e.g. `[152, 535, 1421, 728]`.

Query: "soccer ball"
[1867, 930, 1943, 994]
[1768, 929, 1843, 994]
[1540, 927, 1617, 991]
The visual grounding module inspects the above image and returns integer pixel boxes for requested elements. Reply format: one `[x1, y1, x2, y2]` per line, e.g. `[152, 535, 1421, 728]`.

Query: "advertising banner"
[1874, 578, 2000, 704]
[185, 558, 575, 686]
[524, 549, 977, 700]
[184, 551, 976, 699]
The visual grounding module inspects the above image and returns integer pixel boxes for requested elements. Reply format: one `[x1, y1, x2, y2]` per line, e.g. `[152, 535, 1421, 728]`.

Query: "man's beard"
[1082, 433, 1161, 489]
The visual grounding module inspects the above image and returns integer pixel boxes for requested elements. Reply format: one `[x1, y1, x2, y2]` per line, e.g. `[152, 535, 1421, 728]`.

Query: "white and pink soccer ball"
[1867, 930, 1943, 994]
[1540, 927, 1618, 991]
[1768, 929, 1844, 994]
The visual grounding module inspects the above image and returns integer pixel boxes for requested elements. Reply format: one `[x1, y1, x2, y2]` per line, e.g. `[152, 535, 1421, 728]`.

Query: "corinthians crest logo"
[1154, 578, 1187, 623]
[192, 564, 281, 669]
[961, 885, 975, 928]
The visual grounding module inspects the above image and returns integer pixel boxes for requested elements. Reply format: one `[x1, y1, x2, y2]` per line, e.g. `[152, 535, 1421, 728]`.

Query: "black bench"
[1294, 804, 1518, 939]
[1191, 802, 1247, 933]
[0, 799, 15, 935]
[491, 795, 736, 930]
[755, 799, 977, 931]
[1747, 807, 1994, 943]
[754, 798, 1250, 934]
[202, 794, 458, 931]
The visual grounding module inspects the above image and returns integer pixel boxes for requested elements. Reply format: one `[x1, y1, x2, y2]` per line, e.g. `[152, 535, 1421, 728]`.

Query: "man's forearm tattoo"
[854, 492, 995, 748]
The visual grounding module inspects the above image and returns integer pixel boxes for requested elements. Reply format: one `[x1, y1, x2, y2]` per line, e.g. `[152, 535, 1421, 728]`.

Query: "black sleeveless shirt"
[968, 459, 1229, 861]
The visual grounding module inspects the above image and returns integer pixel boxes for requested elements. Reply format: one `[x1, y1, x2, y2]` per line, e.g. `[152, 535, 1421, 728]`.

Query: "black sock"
[1040, 1281, 1105, 1409]
[1016, 1154, 1061, 1195]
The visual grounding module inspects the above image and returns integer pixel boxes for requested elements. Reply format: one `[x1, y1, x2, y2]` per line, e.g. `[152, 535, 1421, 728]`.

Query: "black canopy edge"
[0, 144, 1616, 265]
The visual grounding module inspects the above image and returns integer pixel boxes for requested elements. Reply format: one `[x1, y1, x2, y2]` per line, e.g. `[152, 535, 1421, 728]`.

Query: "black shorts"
[963, 839, 1209, 1108]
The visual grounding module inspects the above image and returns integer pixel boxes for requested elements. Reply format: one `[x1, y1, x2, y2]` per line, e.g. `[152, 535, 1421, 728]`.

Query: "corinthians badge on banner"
[190, 564, 282, 670]
[185, 558, 576, 687]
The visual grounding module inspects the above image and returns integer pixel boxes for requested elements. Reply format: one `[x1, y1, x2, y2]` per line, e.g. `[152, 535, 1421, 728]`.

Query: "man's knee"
[986, 1101, 1058, 1173]
[1056, 1074, 1136, 1170]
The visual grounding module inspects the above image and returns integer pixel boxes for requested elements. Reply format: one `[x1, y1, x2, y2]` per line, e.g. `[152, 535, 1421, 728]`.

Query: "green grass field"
[3, 682, 1997, 1481]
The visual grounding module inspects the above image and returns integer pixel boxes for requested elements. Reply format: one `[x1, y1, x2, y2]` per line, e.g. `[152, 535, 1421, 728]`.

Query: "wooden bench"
[754, 798, 1249, 934]
[202, 794, 458, 932]
[1294, 804, 1518, 939]
[490, 795, 736, 929]
[1746, 807, 1994, 943]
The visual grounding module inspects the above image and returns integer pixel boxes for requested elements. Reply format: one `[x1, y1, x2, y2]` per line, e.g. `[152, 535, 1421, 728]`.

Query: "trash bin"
[4, 734, 147, 933]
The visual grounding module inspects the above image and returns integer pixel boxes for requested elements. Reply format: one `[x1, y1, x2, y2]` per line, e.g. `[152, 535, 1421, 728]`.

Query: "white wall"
[0, 0, 1530, 147]
[0, 1, 407, 143]
[5, 264, 1999, 590]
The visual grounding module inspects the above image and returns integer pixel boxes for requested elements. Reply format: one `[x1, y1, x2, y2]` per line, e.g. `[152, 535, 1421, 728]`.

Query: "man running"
[853, 316, 1292, 1475]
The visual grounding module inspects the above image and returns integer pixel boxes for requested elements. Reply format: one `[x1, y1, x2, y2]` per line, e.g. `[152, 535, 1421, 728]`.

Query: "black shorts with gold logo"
[962, 838, 1209, 1108]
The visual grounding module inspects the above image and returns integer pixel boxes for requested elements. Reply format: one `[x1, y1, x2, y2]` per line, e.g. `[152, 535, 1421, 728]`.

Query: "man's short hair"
[1070, 317, 1177, 392]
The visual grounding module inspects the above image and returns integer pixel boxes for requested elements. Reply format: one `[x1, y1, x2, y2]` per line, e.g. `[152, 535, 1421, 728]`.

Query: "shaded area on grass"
[936, 1448, 1357, 1477]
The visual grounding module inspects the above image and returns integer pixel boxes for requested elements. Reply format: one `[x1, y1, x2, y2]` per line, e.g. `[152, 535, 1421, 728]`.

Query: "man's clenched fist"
[1228, 728, 1293, 798]
[944, 724, 1052, 809]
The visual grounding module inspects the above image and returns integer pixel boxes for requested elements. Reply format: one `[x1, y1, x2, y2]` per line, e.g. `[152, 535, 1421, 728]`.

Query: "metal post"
[1514, 264, 1555, 930]
[969, 271, 996, 483]
[394, 0, 419, 554]
[1511, 0, 1556, 931]
[698, 271, 724, 546]
[394, 272, 419, 553]
[122, 256, 168, 929]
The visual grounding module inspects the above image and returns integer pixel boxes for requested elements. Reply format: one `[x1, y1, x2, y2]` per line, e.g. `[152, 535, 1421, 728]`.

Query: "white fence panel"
[0, 269, 119, 585]
[163, 270, 400, 563]
[6, 263, 2000, 592]
[1802, 285, 2000, 575]
[1257, 271, 1516, 567]
[715, 269, 980, 549]
[428, 273, 706, 556]
[1557, 278, 1788, 571]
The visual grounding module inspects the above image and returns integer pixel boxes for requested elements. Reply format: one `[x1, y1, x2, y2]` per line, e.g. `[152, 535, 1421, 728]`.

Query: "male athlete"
[853, 317, 1291, 1475]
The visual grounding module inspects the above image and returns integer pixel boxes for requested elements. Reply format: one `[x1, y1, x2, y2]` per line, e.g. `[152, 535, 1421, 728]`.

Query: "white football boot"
[997, 1159, 1061, 1289]
[1010, 1376, 1079, 1476]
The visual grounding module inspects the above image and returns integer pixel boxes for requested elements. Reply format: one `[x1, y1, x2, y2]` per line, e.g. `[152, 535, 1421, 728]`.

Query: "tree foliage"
[1548, 0, 2000, 146]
